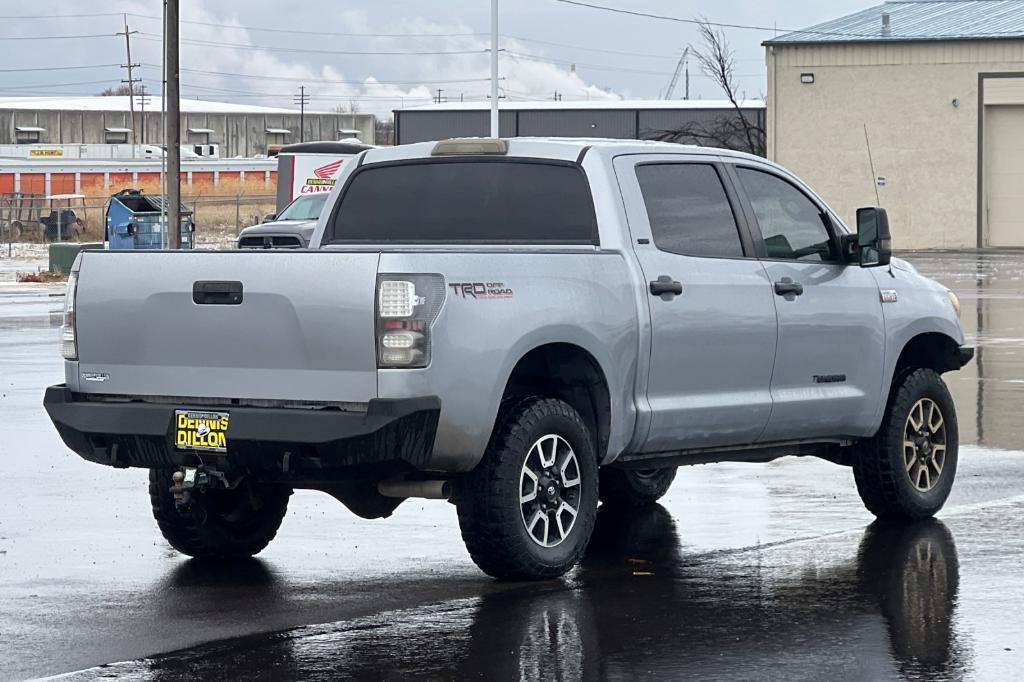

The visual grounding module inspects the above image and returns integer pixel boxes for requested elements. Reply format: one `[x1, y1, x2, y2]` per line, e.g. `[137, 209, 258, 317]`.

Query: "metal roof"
[0, 96, 332, 114]
[400, 99, 765, 113]
[766, 0, 1024, 45]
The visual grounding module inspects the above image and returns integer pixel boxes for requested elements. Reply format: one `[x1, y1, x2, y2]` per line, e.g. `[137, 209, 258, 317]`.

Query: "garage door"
[985, 105, 1024, 247]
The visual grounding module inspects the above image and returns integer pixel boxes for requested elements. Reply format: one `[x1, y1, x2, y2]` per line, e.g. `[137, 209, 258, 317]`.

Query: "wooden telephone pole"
[293, 86, 309, 142]
[166, 0, 181, 248]
[117, 15, 140, 153]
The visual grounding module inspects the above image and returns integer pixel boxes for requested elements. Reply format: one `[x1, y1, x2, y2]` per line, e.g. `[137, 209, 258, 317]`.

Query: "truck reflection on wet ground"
[79, 504, 985, 681]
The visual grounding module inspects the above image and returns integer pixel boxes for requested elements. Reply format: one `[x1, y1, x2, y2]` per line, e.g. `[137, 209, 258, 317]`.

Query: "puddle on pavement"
[909, 252, 1024, 451]
[70, 505, 995, 681]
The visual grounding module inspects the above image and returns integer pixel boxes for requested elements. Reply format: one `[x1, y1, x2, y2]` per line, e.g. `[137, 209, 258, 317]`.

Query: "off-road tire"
[457, 397, 599, 581]
[854, 368, 958, 521]
[599, 466, 677, 507]
[149, 469, 291, 559]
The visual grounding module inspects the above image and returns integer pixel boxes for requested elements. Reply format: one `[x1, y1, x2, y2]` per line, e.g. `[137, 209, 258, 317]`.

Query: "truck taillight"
[61, 270, 79, 360]
[375, 275, 445, 368]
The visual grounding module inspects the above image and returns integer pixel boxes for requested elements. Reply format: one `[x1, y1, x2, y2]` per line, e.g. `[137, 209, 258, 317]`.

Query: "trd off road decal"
[448, 282, 514, 299]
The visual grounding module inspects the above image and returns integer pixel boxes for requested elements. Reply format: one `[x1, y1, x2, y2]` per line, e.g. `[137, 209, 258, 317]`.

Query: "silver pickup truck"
[44, 138, 973, 580]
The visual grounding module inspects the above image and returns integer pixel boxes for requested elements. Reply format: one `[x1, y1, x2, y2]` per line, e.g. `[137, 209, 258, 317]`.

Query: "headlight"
[947, 290, 961, 317]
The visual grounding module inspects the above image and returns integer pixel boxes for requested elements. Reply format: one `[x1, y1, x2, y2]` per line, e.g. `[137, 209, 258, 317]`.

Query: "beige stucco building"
[766, 1, 1024, 248]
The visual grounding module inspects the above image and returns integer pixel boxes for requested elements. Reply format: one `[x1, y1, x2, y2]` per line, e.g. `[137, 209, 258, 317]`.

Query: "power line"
[0, 63, 121, 73]
[504, 51, 672, 76]
[0, 33, 115, 41]
[0, 12, 124, 19]
[551, 0, 858, 35]
[135, 32, 490, 56]
[179, 83, 435, 101]
[138, 64, 498, 86]
[551, 0, 1024, 40]
[503, 34, 677, 59]
[125, 12, 484, 38]
[506, 50, 761, 78]
[0, 79, 118, 90]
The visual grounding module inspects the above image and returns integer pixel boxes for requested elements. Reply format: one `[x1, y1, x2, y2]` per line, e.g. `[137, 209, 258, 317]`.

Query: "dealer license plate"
[174, 409, 230, 452]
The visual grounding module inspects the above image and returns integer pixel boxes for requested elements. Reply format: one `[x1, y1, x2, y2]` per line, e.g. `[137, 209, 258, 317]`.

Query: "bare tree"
[647, 19, 765, 155]
[97, 83, 143, 96]
[333, 99, 362, 115]
[375, 118, 395, 146]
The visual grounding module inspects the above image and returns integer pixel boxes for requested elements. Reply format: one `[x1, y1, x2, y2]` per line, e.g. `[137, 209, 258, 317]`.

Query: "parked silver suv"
[45, 138, 972, 580]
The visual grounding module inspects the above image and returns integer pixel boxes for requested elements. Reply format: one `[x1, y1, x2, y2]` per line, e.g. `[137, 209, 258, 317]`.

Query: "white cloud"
[126, 2, 621, 117]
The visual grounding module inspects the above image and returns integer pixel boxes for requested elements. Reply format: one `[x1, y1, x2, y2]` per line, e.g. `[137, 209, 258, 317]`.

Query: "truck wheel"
[149, 469, 291, 559]
[457, 397, 599, 580]
[598, 466, 676, 507]
[854, 368, 958, 521]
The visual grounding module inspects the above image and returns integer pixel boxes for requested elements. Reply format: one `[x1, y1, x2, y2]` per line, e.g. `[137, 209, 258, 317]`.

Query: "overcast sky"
[0, 0, 872, 116]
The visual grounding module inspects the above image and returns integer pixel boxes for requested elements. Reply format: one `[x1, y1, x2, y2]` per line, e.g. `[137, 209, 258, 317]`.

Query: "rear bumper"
[43, 385, 440, 473]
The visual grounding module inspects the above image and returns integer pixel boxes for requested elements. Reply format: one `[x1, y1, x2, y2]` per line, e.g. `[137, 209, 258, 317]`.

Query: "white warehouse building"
[766, 0, 1024, 248]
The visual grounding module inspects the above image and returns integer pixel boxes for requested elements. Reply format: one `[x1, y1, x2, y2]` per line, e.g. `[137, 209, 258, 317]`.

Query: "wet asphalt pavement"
[2, 252, 1024, 681]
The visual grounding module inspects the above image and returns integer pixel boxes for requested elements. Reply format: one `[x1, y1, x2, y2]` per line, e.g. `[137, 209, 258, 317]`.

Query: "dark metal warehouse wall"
[395, 106, 766, 154]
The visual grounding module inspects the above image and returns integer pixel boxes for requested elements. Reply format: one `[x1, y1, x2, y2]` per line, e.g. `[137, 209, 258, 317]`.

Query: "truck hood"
[889, 256, 918, 275]
[238, 219, 317, 242]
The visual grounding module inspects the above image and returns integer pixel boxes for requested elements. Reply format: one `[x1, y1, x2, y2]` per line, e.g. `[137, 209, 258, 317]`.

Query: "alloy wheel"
[519, 434, 583, 548]
[903, 398, 947, 492]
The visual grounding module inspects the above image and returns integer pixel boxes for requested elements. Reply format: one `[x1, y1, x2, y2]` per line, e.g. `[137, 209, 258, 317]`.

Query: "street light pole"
[490, 0, 499, 138]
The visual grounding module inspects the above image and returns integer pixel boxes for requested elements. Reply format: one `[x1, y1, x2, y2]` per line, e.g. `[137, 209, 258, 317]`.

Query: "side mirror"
[856, 207, 892, 268]
[263, 213, 277, 223]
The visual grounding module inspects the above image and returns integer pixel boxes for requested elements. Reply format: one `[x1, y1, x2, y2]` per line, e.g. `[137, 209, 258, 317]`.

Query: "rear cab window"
[636, 163, 745, 258]
[327, 159, 598, 244]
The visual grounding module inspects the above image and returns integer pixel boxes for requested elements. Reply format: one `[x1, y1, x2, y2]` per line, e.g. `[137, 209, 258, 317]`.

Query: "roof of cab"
[359, 137, 762, 165]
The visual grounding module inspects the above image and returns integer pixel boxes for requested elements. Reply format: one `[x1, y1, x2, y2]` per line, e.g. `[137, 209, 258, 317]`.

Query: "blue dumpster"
[105, 189, 194, 250]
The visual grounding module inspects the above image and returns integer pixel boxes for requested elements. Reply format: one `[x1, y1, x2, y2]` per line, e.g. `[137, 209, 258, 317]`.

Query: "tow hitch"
[169, 466, 235, 508]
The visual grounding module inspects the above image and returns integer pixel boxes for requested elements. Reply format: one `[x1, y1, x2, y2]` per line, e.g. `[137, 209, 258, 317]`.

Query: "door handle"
[650, 276, 683, 298]
[773, 278, 804, 297]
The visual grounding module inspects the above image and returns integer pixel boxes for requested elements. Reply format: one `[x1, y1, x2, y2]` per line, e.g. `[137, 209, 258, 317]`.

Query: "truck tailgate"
[73, 251, 380, 403]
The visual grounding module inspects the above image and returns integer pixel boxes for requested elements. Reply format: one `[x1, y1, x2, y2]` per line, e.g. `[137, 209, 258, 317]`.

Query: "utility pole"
[166, 0, 181, 249]
[160, 1, 166, 247]
[435, 88, 444, 104]
[292, 86, 309, 142]
[117, 14, 140, 156]
[138, 84, 147, 144]
[490, 0, 499, 137]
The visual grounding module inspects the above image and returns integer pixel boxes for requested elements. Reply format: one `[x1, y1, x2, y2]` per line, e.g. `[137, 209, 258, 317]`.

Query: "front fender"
[872, 269, 967, 429]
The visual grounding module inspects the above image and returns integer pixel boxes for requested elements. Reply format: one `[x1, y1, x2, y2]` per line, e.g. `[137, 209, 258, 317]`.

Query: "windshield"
[277, 193, 329, 221]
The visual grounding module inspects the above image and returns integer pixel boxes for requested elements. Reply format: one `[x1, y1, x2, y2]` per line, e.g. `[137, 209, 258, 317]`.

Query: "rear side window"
[636, 163, 744, 258]
[328, 160, 597, 243]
